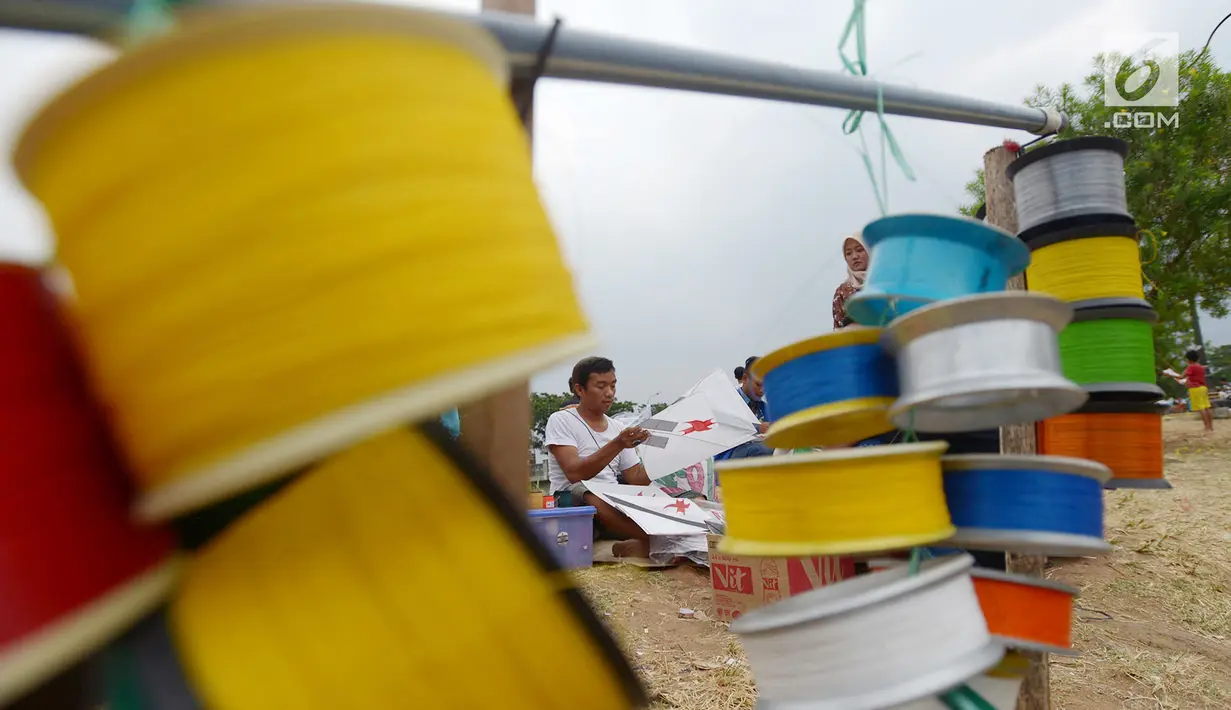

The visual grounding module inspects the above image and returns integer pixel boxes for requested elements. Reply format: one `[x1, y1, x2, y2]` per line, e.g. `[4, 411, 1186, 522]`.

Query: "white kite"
[633, 368, 762, 478]
[582, 481, 718, 565]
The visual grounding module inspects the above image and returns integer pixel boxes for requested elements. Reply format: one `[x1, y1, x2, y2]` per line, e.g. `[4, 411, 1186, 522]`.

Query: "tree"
[530, 391, 570, 447]
[1206, 343, 1231, 388]
[959, 50, 1231, 377]
[958, 168, 984, 218]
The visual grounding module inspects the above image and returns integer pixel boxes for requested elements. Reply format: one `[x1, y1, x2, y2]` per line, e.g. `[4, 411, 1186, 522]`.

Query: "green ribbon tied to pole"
[837, 0, 916, 216]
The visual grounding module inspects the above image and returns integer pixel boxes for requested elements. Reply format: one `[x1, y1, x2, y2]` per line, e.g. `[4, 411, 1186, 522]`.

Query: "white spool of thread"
[1006, 136, 1131, 235]
[732, 554, 1003, 710]
[883, 292, 1087, 433]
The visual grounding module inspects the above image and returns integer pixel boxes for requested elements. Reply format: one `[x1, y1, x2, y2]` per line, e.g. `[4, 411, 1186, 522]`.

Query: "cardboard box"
[707, 534, 855, 621]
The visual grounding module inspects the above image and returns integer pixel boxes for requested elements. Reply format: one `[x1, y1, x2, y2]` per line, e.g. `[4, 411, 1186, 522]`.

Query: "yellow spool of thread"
[171, 426, 645, 710]
[13, 4, 595, 522]
[716, 441, 954, 557]
[1025, 228, 1144, 302]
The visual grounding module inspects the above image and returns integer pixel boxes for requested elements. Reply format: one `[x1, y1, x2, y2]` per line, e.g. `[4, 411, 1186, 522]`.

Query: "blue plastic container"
[528, 506, 597, 569]
[846, 213, 1031, 326]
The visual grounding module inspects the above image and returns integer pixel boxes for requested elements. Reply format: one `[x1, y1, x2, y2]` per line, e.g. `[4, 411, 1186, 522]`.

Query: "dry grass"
[575, 565, 755, 709]
[1049, 415, 1231, 709]
[577, 414, 1231, 709]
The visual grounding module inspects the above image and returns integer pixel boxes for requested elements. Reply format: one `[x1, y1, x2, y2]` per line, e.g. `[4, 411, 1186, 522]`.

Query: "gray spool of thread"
[1006, 137, 1131, 234]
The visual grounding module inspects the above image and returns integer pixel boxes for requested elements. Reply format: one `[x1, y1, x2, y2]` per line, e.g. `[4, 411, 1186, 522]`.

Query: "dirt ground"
[576, 415, 1231, 709]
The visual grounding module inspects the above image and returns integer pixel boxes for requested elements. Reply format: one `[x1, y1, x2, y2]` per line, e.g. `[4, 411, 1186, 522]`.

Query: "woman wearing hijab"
[832, 233, 868, 330]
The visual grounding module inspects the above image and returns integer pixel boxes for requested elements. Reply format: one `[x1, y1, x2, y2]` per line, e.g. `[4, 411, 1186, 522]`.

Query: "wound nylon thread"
[717, 442, 954, 557]
[170, 427, 641, 710]
[1037, 413, 1164, 482]
[1012, 147, 1129, 231]
[942, 468, 1104, 539]
[14, 6, 593, 521]
[1058, 318, 1156, 385]
[763, 343, 899, 421]
[1026, 237, 1144, 302]
[0, 264, 176, 707]
[971, 574, 1075, 652]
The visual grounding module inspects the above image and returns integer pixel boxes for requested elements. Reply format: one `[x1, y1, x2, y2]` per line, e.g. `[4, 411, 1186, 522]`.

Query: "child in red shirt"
[1171, 350, 1214, 432]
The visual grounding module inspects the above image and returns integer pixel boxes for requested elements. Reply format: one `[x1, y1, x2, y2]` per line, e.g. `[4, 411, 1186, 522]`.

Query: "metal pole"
[471, 10, 1063, 134]
[0, 1, 1067, 135]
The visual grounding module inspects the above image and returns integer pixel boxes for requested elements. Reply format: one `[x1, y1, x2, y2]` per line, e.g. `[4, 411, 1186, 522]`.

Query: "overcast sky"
[2, 0, 1228, 404]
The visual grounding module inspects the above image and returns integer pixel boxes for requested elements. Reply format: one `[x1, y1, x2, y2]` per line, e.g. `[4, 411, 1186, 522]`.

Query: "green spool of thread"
[1058, 317, 1155, 385]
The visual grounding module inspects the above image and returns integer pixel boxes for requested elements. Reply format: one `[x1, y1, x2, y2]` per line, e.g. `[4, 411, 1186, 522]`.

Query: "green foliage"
[1207, 343, 1231, 387]
[958, 169, 985, 218]
[529, 392, 668, 447]
[959, 50, 1231, 387]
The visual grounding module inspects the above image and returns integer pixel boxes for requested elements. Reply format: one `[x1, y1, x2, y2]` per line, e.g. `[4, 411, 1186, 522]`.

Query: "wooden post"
[983, 144, 1049, 710]
[460, 0, 538, 507]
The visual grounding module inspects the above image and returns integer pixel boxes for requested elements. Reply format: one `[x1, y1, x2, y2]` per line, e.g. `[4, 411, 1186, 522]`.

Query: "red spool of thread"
[0, 264, 178, 706]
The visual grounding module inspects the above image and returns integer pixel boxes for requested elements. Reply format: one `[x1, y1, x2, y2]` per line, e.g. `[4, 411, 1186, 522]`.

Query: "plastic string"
[908, 547, 924, 575]
[1027, 236, 1144, 302]
[938, 686, 999, 710]
[1058, 318, 1156, 385]
[0, 264, 177, 707]
[170, 426, 644, 710]
[1037, 413, 1164, 484]
[14, 5, 594, 522]
[1136, 227, 1161, 293]
[732, 556, 1000, 709]
[837, 0, 916, 215]
[1011, 146, 1130, 232]
[942, 468, 1105, 539]
[716, 442, 954, 556]
[970, 572, 1076, 653]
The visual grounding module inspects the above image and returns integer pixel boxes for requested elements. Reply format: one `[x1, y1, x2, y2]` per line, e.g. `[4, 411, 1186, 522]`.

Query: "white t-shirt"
[544, 409, 642, 494]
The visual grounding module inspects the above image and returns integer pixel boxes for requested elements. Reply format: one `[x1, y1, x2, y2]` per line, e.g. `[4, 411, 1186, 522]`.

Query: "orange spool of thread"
[1037, 400, 1167, 490]
[970, 569, 1078, 655]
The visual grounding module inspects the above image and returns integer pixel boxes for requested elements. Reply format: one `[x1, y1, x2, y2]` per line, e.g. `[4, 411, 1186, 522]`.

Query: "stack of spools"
[1007, 137, 1169, 489]
[3, 4, 644, 710]
[719, 212, 1110, 708]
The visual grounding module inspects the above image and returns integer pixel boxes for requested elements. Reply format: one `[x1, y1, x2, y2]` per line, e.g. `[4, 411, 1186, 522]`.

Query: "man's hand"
[617, 427, 651, 449]
[757, 421, 771, 435]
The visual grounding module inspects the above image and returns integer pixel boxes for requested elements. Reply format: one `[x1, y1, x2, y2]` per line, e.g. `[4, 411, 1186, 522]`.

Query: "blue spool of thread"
[941, 454, 1111, 558]
[846, 213, 1031, 326]
[753, 327, 899, 448]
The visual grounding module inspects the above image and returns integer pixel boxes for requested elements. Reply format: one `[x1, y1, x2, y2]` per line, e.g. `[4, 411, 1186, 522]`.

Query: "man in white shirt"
[545, 356, 652, 559]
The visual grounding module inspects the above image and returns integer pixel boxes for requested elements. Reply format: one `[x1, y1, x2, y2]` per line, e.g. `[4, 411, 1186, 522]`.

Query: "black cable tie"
[517, 16, 563, 124]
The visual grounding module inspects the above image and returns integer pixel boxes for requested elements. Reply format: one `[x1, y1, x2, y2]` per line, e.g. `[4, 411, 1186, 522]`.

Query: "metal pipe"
[0, 1, 1066, 134]
[470, 9, 1064, 134]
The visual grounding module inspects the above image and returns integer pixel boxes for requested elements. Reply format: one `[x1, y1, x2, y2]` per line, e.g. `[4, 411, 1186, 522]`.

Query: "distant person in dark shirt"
[716, 356, 773, 460]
